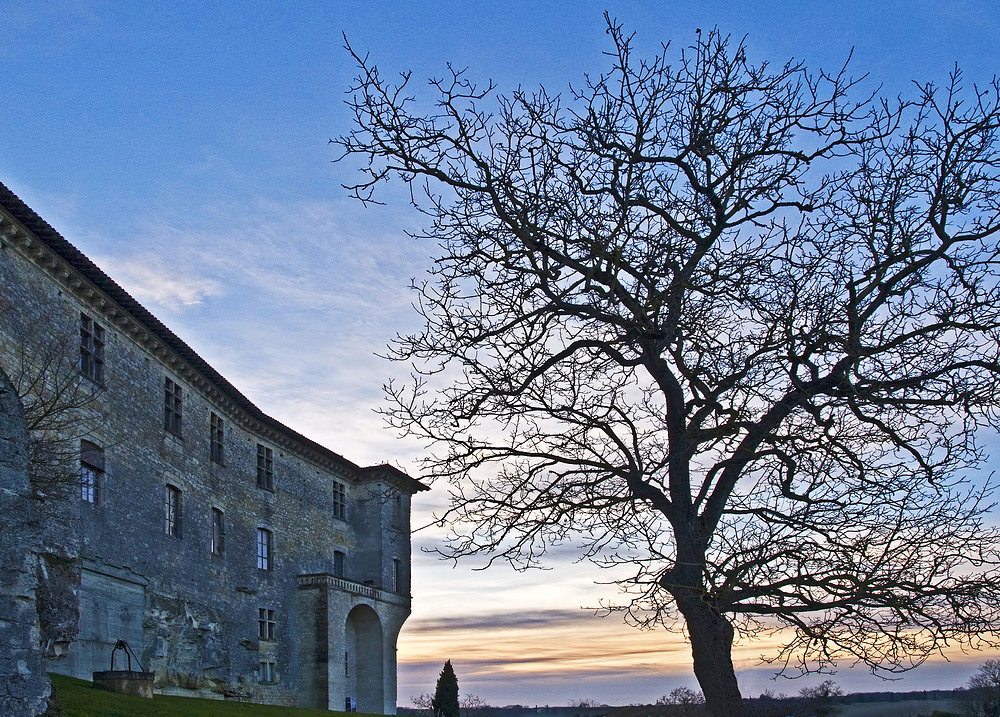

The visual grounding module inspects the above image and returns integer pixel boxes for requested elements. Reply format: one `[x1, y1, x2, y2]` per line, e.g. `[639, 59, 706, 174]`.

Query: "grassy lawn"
[48, 673, 370, 717]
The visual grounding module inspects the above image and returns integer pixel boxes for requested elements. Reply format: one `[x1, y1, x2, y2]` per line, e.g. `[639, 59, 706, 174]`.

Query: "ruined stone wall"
[0, 367, 49, 717]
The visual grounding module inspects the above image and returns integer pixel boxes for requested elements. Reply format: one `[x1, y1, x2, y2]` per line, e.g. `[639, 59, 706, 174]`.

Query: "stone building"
[0, 181, 427, 713]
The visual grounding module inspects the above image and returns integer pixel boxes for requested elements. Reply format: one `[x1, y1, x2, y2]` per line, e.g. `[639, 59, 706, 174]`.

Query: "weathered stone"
[0, 180, 428, 714]
[0, 357, 49, 717]
[93, 670, 155, 698]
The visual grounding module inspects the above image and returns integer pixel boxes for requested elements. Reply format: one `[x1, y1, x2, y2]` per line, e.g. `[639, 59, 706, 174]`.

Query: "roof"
[0, 180, 428, 493]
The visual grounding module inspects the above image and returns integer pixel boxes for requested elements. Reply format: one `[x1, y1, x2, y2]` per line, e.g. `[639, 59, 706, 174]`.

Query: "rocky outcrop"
[145, 595, 230, 691]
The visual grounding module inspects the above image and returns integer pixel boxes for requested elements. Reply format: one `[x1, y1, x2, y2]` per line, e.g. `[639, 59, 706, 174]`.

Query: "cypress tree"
[431, 660, 460, 717]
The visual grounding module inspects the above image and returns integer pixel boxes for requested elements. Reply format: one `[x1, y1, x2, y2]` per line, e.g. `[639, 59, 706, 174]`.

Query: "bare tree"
[335, 16, 1000, 717]
[3, 324, 103, 504]
[797, 680, 843, 717]
[656, 687, 704, 708]
[414, 690, 492, 717]
[963, 660, 1000, 717]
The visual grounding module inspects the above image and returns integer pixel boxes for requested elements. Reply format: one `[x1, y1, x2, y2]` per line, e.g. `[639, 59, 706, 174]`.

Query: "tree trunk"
[676, 594, 743, 717]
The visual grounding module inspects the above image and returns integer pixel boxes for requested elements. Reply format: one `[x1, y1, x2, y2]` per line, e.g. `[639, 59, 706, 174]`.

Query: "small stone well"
[92, 670, 155, 699]
[93, 639, 153, 698]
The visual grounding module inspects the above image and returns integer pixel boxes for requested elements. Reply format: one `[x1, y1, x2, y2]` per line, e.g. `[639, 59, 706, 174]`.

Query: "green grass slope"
[48, 673, 374, 717]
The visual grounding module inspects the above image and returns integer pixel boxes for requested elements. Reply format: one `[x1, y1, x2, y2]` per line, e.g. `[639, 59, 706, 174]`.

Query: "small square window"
[257, 528, 272, 571]
[258, 661, 275, 684]
[210, 413, 225, 465]
[80, 313, 105, 384]
[256, 444, 274, 491]
[164, 378, 183, 436]
[165, 484, 182, 538]
[211, 508, 225, 556]
[258, 608, 275, 641]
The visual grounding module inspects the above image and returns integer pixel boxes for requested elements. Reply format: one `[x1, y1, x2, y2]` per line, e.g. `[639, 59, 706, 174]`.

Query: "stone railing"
[296, 573, 410, 607]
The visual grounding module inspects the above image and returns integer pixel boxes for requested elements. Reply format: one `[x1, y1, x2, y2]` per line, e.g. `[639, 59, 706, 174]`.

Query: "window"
[256, 444, 273, 491]
[332, 480, 346, 519]
[393, 493, 402, 527]
[80, 313, 105, 384]
[256, 528, 272, 570]
[211, 508, 225, 556]
[210, 412, 225, 465]
[164, 484, 182, 538]
[164, 378, 182, 436]
[258, 608, 275, 641]
[80, 440, 104, 504]
[333, 550, 345, 578]
[258, 661, 275, 684]
[392, 558, 401, 593]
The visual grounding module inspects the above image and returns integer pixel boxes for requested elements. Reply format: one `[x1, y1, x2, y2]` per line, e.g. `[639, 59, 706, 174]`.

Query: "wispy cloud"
[405, 608, 605, 634]
[94, 254, 224, 308]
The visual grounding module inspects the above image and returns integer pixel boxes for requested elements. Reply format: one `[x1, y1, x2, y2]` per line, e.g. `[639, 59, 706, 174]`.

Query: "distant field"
[839, 699, 959, 717]
[48, 673, 366, 717]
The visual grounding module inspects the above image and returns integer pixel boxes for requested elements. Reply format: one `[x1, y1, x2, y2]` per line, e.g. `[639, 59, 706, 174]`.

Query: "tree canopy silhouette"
[336, 16, 1000, 717]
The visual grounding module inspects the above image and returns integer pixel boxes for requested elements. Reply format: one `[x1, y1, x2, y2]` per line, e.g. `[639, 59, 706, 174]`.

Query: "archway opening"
[345, 604, 384, 713]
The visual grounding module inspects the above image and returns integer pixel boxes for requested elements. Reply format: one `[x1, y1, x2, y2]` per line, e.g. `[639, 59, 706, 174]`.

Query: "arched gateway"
[346, 604, 384, 712]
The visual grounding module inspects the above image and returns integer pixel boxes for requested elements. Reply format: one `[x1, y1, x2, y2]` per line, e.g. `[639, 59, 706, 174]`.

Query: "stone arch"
[345, 604, 384, 713]
[0, 366, 49, 716]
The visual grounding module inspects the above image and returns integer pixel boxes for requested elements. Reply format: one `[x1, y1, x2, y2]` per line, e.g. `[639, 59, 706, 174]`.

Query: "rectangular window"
[80, 313, 105, 384]
[333, 550, 345, 578]
[393, 494, 402, 527]
[392, 558, 401, 593]
[257, 528, 272, 570]
[164, 484, 182, 538]
[164, 378, 183, 436]
[258, 608, 275, 641]
[211, 508, 225, 556]
[258, 661, 275, 684]
[332, 480, 346, 519]
[210, 412, 225, 465]
[256, 444, 273, 491]
[80, 440, 104, 505]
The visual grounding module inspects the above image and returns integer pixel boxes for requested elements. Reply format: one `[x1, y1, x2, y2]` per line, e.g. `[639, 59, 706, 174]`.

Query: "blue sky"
[3, 0, 1000, 706]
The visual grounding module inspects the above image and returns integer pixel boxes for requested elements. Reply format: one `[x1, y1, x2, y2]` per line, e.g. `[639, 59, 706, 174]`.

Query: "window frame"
[333, 550, 345, 578]
[210, 412, 225, 465]
[332, 480, 346, 519]
[80, 440, 104, 505]
[256, 444, 274, 491]
[210, 507, 225, 556]
[258, 661, 275, 684]
[164, 484, 182, 538]
[80, 313, 105, 384]
[164, 377, 183, 437]
[258, 608, 276, 641]
[256, 527, 272, 571]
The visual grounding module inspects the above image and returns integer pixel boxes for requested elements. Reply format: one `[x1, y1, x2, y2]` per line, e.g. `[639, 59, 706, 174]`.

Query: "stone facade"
[0, 182, 427, 714]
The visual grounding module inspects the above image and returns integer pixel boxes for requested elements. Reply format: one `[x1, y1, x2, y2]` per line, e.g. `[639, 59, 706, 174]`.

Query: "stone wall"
[0, 368, 50, 717]
[0, 182, 426, 712]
